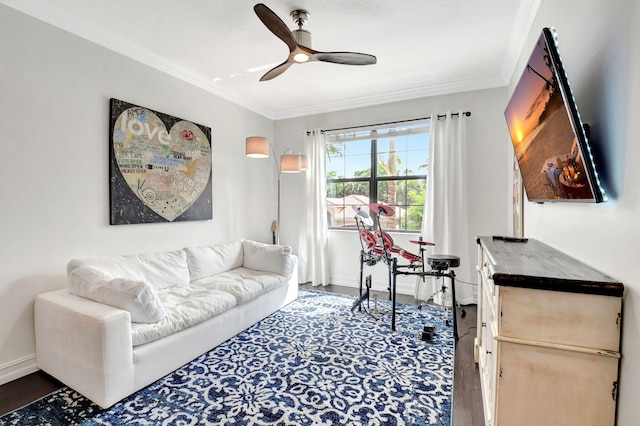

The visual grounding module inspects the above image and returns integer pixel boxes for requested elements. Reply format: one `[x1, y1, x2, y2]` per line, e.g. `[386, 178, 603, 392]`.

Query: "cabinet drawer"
[481, 267, 499, 315]
[481, 263, 495, 297]
[498, 286, 621, 351]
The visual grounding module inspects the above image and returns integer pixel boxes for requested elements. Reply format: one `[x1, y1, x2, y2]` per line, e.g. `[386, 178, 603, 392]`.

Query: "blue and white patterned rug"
[1, 290, 454, 425]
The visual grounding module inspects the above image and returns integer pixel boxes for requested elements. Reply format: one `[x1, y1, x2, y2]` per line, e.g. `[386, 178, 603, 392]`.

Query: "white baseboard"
[0, 354, 38, 386]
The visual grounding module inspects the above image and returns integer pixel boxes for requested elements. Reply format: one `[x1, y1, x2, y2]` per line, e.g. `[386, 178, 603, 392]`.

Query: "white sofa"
[34, 239, 298, 409]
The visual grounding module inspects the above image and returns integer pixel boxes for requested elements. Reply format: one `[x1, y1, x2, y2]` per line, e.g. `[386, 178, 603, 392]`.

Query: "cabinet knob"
[482, 322, 487, 328]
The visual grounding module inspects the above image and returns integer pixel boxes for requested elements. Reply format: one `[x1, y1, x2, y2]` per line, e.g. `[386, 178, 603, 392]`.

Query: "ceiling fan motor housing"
[293, 28, 311, 48]
[290, 9, 311, 47]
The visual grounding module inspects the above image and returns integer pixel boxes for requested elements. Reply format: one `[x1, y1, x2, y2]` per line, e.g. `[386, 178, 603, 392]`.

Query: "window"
[326, 123, 430, 231]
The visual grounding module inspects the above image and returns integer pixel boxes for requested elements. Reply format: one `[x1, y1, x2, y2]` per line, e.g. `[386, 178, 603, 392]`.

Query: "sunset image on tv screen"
[505, 31, 595, 201]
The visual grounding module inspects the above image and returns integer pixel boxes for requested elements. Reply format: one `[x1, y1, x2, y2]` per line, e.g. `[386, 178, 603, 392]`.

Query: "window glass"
[325, 123, 430, 232]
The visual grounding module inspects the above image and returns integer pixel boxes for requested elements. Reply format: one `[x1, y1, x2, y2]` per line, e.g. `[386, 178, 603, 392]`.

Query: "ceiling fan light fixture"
[293, 52, 310, 63]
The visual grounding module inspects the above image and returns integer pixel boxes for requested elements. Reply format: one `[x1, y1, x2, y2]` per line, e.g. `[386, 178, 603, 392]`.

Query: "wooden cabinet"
[475, 237, 623, 426]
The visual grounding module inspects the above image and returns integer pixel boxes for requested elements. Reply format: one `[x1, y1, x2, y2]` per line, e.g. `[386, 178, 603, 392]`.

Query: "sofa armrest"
[35, 289, 135, 408]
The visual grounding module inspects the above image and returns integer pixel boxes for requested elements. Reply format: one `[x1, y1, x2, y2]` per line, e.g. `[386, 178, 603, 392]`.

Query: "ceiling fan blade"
[260, 60, 294, 81]
[312, 52, 377, 65]
[254, 3, 297, 52]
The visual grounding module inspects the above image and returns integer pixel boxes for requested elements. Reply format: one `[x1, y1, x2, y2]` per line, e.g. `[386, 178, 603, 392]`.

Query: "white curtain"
[298, 129, 330, 286]
[415, 111, 475, 306]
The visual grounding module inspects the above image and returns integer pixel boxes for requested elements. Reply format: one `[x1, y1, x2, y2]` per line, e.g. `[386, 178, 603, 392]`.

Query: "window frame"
[325, 125, 429, 232]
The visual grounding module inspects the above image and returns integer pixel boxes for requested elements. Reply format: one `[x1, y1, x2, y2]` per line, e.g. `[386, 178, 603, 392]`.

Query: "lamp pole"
[271, 143, 281, 245]
[246, 137, 305, 246]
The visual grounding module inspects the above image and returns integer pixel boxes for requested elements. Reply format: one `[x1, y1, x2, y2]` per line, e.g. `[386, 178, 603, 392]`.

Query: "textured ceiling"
[1, 0, 539, 119]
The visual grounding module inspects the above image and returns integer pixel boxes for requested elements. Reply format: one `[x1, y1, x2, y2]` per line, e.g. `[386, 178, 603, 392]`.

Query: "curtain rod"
[314, 111, 471, 134]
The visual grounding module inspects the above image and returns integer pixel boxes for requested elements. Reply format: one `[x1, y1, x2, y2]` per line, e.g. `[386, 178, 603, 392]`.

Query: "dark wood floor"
[0, 370, 62, 416]
[0, 285, 483, 425]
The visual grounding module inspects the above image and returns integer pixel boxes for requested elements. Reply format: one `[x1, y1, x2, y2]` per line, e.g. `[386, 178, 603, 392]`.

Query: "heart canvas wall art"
[109, 99, 212, 225]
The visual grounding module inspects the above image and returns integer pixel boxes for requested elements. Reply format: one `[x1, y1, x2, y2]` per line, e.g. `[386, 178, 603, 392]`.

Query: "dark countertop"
[477, 236, 624, 297]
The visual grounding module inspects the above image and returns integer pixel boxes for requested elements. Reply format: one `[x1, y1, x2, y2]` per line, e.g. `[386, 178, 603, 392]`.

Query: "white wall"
[510, 0, 639, 423]
[0, 6, 276, 383]
[274, 88, 512, 303]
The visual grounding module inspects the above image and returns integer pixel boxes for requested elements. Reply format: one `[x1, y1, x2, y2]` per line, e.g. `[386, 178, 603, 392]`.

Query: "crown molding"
[270, 75, 508, 120]
[499, 0, 542, 87]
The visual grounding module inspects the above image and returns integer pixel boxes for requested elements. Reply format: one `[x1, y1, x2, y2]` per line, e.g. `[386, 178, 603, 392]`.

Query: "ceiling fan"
[254, 3, 377, 81]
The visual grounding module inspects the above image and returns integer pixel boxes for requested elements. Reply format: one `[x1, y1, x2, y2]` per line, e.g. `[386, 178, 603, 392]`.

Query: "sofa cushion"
[67, 250, 190, 290]
[68, 265, 166, 323]
[131, 285, 237, 346]
[214, 268, 290, 293]
[184, 240, 244, 281]
[191, 276, 264, 304]
[242, 240, 293, 276]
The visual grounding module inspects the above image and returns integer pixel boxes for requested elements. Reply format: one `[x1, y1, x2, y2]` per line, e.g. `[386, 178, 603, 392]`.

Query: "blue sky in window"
[327, 132, 430, 178]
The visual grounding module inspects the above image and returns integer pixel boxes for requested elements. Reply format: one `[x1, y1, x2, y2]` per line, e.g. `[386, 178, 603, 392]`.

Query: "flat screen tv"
[505, 27, 606, 203]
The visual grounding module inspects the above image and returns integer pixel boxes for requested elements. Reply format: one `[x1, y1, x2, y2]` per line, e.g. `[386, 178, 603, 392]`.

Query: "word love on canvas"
[119, 111, 171, 144]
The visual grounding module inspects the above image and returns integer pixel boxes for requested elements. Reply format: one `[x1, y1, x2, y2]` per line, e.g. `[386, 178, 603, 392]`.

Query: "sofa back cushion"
[67, 250, 190, 290]
[68, 265, 166, 323]
[184, 240, 244, 281]
[242, 240, 293, 277]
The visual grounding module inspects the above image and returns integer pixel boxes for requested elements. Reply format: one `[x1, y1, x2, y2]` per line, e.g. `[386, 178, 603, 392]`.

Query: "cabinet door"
[496, 341, 618, 426]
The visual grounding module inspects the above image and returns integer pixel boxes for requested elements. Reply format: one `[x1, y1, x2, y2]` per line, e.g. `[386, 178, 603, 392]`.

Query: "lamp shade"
[280, 153, 301, 173]
[299, 154, 308, 171]
[246, 136, 269, 158]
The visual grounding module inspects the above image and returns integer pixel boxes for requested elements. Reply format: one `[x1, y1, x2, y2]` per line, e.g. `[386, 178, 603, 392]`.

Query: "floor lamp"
[246, 136, 307, 245]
